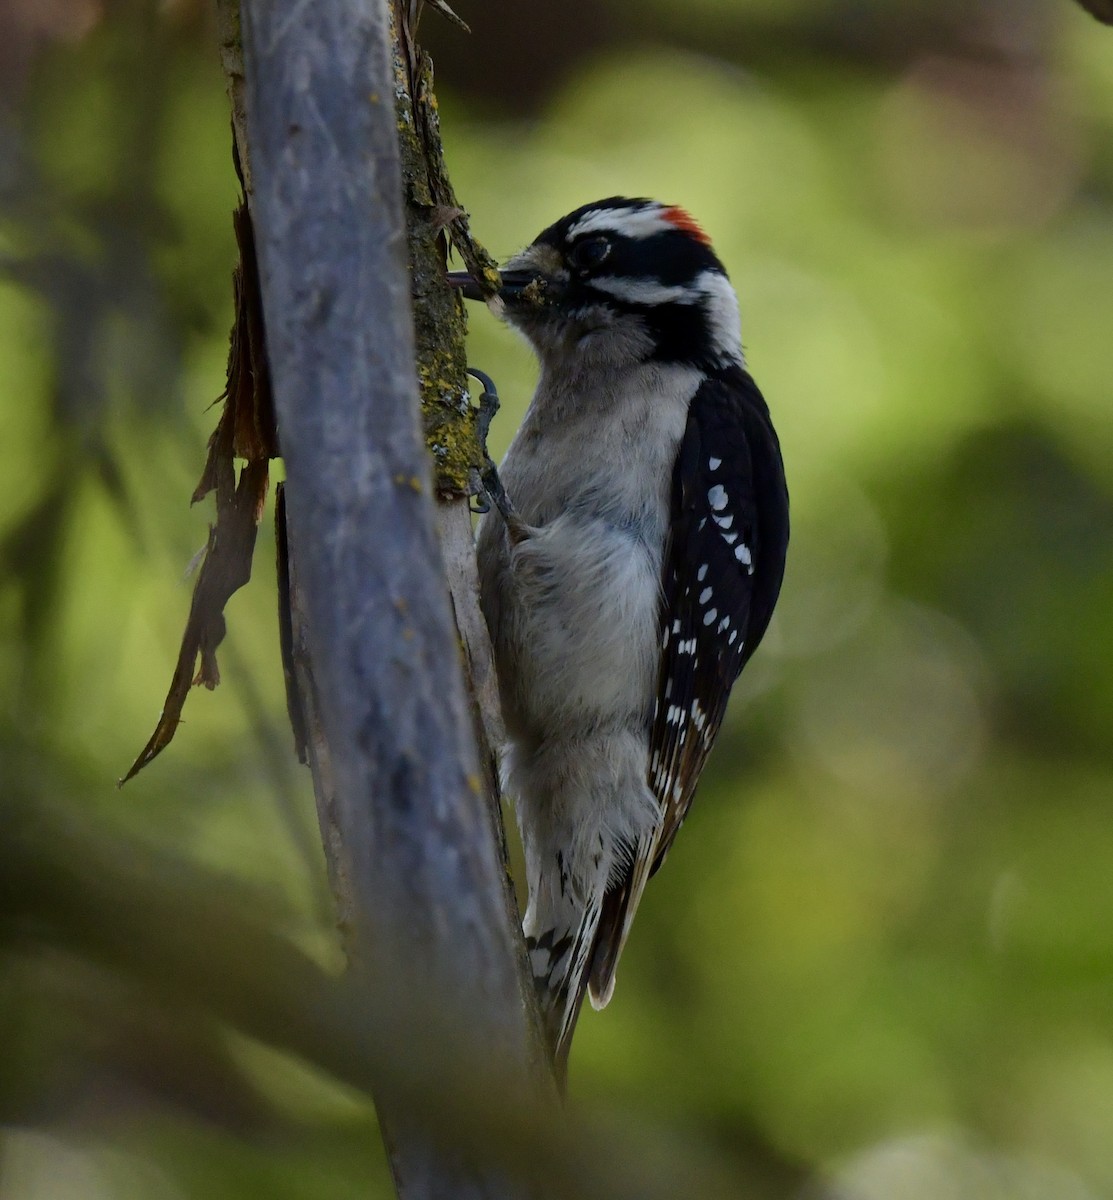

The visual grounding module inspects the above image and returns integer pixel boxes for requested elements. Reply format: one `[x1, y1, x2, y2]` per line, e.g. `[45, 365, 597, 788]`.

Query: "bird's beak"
[445, 270, 487, 301]
[446, 269, 541, 302]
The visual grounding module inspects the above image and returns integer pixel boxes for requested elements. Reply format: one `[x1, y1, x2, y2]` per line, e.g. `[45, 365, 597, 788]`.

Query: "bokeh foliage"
[3, 1, 1113, 1196]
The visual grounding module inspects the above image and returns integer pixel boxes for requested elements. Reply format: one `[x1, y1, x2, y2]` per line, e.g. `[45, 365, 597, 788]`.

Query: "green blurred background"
[3, 0, 1113, 1196]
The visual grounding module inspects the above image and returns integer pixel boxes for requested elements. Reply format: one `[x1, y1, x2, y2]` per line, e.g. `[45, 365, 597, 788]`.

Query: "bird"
[447, 197, 789, 1073]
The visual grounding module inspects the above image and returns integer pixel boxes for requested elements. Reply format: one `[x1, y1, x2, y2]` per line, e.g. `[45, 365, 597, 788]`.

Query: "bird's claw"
[468, 479, 491, 516]
[468, 367, 500, 444]
[467, 367, 527, 539]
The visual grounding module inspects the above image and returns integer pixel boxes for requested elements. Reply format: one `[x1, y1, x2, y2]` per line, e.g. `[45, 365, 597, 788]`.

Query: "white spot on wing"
[697, 564, 708, 582]
[735, 543, 753, 568]
[708, 457, 722, 471]
[713, 513, 733, 530]
[699, 587, 713, 604]
[708, 485, 728, 511]
[703, 608, 718, 625]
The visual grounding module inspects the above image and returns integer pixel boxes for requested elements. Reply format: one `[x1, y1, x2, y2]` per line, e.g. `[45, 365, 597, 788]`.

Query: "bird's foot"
[467, 367, 528, 543]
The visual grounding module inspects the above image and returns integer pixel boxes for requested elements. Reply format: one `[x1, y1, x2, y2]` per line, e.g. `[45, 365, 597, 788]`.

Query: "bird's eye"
[569, 236, 612, 272]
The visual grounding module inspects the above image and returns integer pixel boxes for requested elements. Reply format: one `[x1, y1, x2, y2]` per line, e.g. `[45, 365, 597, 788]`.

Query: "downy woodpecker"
[448, 197, 789, 1069]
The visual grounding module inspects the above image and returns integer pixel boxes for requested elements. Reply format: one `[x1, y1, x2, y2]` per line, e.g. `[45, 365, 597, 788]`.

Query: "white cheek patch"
[694, 269, 744, 364]
[590, 276, 695, 306]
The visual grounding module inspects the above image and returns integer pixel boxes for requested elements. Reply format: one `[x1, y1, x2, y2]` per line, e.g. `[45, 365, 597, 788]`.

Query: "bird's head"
[448, 197, 743, 373]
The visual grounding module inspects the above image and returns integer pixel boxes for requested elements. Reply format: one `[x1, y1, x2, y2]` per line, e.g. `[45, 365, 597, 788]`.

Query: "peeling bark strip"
[274, 484, 307, 765]
[237, 0, 548, 1193]
[121, 198, 275, 785]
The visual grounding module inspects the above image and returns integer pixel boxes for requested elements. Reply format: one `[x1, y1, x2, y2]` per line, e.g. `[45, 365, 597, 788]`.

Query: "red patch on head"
[662, 205, 712, 246]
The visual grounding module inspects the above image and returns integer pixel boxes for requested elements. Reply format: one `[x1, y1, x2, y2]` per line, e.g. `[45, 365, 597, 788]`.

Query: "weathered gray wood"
[237, 1, 545, 1194]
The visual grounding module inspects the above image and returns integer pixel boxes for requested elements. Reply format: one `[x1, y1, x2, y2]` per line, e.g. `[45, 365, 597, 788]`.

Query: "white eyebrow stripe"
[567, 205, 672, 240]
[590, 276, 696, 305]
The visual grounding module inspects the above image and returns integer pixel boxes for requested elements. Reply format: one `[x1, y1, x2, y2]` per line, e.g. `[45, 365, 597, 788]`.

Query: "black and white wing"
[587, 368, 789, 1005]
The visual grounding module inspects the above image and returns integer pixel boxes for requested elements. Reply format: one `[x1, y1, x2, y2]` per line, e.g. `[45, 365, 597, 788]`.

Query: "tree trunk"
[226, 0, 550, 1193]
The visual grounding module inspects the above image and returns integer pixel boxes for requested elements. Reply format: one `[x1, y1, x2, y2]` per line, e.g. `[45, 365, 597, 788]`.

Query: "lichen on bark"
[391, 12, 499, 497]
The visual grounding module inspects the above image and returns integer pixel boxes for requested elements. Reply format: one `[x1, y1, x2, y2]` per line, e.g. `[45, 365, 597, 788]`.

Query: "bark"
[227, 0, 550, 1194]
[389, 0, 524, 988]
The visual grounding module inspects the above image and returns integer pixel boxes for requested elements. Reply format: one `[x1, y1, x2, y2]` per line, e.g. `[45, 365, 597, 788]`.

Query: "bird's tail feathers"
[586, 831, 657, 1010]
[525, 888, 604, 1073]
